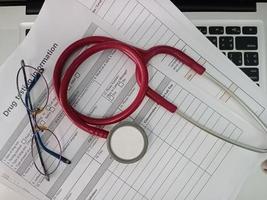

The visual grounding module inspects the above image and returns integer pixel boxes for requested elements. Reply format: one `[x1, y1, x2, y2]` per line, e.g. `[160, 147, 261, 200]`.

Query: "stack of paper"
[0, 0, 267, 199]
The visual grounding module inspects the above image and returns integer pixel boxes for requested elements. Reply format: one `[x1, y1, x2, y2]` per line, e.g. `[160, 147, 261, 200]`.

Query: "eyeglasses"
[16, 60, 71, 181]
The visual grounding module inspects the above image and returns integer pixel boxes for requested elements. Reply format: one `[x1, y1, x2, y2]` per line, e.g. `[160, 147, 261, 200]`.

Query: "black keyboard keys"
[244, 52, 258, 66]
[219, 36, 234, 50]
[242, 26, 257, 34]
[207, 36, 217, 47]
[236, 36, 258, 50]
[240, 68, 259, 81]
[197, 26, 207, 34]
[209, 26, 224, 34]
[226, 26, 241, 34]
[201, 24, 260, 83]
[228, 52, 242, 66]
[25, 29, 30, 36]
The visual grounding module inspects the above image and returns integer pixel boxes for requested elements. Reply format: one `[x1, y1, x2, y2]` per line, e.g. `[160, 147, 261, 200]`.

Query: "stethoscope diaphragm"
[107, 122, 148, 164]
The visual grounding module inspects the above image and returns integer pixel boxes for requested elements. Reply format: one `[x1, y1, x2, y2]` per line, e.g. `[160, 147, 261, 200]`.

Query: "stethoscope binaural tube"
[202, 72, 267, 153]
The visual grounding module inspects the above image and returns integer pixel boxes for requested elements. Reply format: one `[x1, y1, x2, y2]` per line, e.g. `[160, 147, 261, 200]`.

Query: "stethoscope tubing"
[53, 36, 205, 138]
[203, 72, 267, 153]
[53, 36, 267, 153]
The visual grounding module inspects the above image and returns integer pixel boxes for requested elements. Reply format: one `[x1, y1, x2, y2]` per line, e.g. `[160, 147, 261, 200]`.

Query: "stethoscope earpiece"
[107, 122, 148, 164]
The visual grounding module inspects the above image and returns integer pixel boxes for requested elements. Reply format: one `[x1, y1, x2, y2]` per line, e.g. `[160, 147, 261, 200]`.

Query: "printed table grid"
[42, 55, 241, 200]
[97, 64, 243, 200]
[86, 0, 265, 117]
[0, 7, 248, 199]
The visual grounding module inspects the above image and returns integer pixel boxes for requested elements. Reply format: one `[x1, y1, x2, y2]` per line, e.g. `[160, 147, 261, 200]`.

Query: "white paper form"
[81, 0, 267, 129]
[72, 1, 267, 199]
[152, 0, 267, 126]
[0, 0, 266, 200]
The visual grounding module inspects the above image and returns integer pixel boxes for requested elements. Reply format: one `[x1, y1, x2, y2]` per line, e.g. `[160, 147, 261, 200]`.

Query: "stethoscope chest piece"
[107, 122, 148, 164]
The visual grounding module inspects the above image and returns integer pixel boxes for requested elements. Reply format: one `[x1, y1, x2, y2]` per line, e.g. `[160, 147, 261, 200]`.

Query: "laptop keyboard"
[197, 25, 260, 85]
[23, 24, 261, 86]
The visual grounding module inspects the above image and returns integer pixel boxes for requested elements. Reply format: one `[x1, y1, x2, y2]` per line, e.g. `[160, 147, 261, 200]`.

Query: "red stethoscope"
[53, 36, 267, 163]
[53, 36, 205, 137]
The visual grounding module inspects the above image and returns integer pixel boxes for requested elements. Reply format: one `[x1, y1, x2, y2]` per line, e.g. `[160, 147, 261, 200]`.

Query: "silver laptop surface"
[0, 1, 39, 64]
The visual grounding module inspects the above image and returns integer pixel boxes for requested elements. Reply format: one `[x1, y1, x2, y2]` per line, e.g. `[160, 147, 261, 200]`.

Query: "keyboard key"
[240, 68, 259, 81]
[244, 52, 258, 66]
[25, 29, 30, 36]
[197, 26, 207, 34]
[209, 26, 224, 34]
[226, 26, 241, 34]
[235, 37, 258, 50]
[207, 36, 217, 47]
[242, 26, 257, 34]
[219, 36, 234, 50]
[228, 52, 242, 66]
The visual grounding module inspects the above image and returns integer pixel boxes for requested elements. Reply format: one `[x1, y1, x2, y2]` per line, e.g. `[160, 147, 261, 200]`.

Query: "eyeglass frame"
[16, 60, 71, 181]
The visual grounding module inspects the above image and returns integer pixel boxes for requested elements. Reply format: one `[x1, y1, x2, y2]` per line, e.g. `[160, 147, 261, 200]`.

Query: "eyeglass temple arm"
[35, 132, 71, 164]
[22, 59, 43, 107]
[28, 72, 42, 91]
[25, 68, 44, 103]
[33, 134, 50, 181]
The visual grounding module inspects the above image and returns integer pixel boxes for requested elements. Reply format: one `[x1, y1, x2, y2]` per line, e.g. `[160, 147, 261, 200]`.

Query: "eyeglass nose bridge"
[34, 125, 48, 131]
[31, 108, 43, 115]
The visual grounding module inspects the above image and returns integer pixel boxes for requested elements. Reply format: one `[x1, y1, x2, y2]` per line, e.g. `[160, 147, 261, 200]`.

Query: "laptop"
[0, 0, 42, 65]
[170, 0, 267, 94]
[1, 0, 267, 91]
[0, 0, 267, 199]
